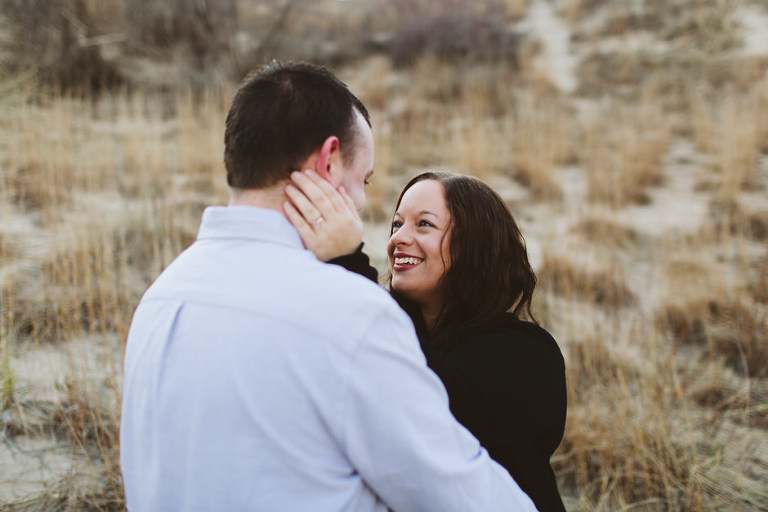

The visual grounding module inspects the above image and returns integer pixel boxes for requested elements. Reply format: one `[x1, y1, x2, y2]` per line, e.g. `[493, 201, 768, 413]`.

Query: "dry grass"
[572, 217, 644, 250]
[0, 84, 229, 509]
[2, 0, 768, 510]
[558, 333, 704, 508]
[690, 83, 768, 203]
[580, 89, 671, 206]
[511, 90, 574, 200]
[538, 256, 637, 309]
[659, 298, 768, 378]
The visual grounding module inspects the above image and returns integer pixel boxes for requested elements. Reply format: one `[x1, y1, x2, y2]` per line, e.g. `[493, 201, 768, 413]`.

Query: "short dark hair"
[388, 172, 538, 352]
[224, 62, 370, 189]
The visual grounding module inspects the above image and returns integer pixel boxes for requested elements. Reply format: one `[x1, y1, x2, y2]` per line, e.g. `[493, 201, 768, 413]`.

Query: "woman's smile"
[392, 253, 424, 270]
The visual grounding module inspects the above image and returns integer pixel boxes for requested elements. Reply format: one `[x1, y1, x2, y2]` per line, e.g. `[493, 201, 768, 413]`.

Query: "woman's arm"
[328, 244, 379, 282]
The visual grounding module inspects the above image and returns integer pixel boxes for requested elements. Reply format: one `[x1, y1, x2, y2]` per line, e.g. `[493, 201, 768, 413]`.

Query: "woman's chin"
[391, 284, 422, 305]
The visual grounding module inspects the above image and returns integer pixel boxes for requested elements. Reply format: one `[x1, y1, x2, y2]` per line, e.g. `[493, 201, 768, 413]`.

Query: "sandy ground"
[735, 4, 768, 58]
[520, 0, 578, 94]
[0, 334, 121, 503]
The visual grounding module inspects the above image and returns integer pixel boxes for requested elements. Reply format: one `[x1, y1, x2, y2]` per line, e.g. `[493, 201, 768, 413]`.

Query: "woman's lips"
[392, 255, 423, 271]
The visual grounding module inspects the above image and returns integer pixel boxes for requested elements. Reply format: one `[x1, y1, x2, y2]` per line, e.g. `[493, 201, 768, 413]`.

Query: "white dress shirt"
[120, 206, 536, 512]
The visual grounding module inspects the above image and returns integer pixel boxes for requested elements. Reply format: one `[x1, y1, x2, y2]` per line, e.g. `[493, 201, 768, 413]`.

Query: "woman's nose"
[389, 225, 412, 246]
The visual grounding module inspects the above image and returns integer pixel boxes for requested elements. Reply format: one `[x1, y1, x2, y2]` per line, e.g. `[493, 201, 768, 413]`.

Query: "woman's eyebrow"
[394, 210, 442, 218]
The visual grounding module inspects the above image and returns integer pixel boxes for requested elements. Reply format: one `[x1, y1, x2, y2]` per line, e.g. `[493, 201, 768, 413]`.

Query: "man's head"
[224, 62, 373, 210]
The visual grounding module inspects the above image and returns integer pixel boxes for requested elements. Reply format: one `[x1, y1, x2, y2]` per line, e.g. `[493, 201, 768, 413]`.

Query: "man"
[120, 62, 536, 511]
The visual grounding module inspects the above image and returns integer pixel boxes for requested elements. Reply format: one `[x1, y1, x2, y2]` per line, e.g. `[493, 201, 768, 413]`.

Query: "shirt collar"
[197, 206, 304, 250]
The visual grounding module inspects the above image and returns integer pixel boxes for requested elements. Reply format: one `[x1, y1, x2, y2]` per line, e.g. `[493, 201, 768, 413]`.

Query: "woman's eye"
[391, 221, 402, 230]
[418, 220, 434, 228]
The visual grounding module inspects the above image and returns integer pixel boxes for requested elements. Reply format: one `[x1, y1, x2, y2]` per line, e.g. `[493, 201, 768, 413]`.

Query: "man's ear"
[314, 136, 340, 183]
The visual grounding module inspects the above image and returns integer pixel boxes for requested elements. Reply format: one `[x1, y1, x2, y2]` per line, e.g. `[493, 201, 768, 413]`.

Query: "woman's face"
[387, 179, 452, 311]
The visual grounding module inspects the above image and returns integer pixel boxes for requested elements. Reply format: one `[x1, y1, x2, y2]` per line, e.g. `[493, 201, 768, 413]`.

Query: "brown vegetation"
[2, 0, 768, 510]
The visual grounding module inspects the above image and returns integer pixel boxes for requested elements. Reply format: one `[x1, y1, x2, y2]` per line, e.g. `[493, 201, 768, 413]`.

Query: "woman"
[284, 170, 567, 511]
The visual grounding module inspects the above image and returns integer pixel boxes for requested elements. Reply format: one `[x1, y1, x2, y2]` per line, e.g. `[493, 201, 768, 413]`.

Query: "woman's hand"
[283, 169, 364, 261]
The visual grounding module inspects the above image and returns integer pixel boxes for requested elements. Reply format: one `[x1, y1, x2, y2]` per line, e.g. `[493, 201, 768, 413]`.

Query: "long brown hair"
[387, 171, 537, 352]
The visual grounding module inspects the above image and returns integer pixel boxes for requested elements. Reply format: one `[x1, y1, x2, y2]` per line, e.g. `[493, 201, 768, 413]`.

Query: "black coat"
[330, 250, 567, 511]
[420, 315, 567, 512]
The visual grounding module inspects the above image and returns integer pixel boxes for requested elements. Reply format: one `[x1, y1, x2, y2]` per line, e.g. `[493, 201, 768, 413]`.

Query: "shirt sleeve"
[340, 306, 537, 512]
[328, 243, 379, 283]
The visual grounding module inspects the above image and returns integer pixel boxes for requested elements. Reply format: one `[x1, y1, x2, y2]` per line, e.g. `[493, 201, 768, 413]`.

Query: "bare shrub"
[0, 0, 241, 91]
[126, 0, 235, 47]
[1, 0, 124, 93]
[389, 13, 521, 68]
[126, 0, 236, 71]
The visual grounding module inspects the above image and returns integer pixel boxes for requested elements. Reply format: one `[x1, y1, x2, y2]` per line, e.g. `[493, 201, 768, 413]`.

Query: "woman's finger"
[284, 183, 323, 225]
[290, 171, 338, 216]
[284, 198, 361, 261]
[282, 201, 318, 242]
[285, 170, 363, 262]
[302, 169, 348, 214]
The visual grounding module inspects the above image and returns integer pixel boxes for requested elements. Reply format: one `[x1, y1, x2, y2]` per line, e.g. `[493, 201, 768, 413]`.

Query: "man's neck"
[228, 184, 287, 212]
